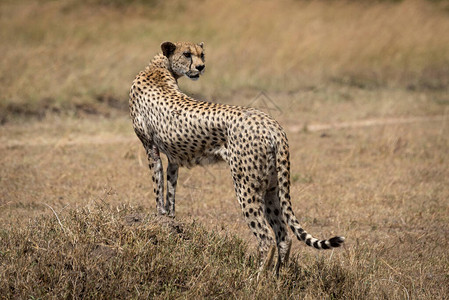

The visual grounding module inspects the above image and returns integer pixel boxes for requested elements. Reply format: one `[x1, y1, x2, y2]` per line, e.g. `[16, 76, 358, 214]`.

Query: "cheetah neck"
[146, 53, 182, 83]
[148, 54, 170, 69]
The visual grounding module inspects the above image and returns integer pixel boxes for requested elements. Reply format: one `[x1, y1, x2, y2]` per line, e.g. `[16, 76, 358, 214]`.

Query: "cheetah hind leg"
[264, 170, 293, 276]
[257, 244, 276, 281]
[275, 236, 292, 276]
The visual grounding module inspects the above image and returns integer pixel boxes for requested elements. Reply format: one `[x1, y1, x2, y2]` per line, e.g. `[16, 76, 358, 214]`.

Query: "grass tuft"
[2, 202, 446, 298]
[0, 205, 420, 299]
[0, 204, 255, 298]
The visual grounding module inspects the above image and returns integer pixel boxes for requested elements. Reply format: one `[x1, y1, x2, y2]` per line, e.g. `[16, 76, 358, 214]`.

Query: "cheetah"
[129, 41, 345, 274]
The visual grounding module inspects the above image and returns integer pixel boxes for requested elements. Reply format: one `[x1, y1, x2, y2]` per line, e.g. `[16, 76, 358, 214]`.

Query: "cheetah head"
[161, 41, 205, 81]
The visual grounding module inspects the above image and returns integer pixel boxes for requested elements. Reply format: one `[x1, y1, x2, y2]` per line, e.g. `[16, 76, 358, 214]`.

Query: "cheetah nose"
[196, 65, 205, 71]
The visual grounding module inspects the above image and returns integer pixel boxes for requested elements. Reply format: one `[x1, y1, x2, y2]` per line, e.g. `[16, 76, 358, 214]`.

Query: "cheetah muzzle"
[129, 41, 345, 276]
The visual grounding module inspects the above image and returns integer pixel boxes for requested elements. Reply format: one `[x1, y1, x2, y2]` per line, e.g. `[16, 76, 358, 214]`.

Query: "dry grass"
[0, 203, 387, 299]
[1, 88, 448, 298]
[1, 0, 449, 298]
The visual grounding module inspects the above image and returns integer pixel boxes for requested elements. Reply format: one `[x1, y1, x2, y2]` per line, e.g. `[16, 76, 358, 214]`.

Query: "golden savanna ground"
[1, 0, 449, 298]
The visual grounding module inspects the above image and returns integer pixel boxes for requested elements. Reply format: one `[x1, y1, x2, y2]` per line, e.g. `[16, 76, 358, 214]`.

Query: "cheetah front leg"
[165, 162, 179, 217]
[145, 144, 166, 215]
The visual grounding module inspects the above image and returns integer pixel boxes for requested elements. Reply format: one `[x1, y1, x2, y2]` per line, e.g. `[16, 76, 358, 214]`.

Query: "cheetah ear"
[161, 41, 176, 58]
[198, 42, 204, 48]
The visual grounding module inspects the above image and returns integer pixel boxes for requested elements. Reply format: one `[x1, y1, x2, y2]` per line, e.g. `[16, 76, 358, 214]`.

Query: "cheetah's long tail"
[274, 136, 345, 250]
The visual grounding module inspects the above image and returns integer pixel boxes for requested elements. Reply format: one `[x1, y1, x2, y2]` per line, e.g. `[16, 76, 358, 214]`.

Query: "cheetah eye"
[200, 53, 205, 59]
[183, 52, 191, 58]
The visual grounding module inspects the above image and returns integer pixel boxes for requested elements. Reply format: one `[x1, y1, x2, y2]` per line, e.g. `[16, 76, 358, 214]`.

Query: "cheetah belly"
[151, 123, 228, 167]
[156, 138, 227, 167]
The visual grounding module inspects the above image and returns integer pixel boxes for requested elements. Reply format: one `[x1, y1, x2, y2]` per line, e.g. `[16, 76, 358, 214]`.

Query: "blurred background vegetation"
[1, 0, 448, 120]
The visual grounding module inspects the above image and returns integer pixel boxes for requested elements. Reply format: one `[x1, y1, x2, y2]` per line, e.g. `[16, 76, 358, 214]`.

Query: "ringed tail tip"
[329, 236, 345, 248]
